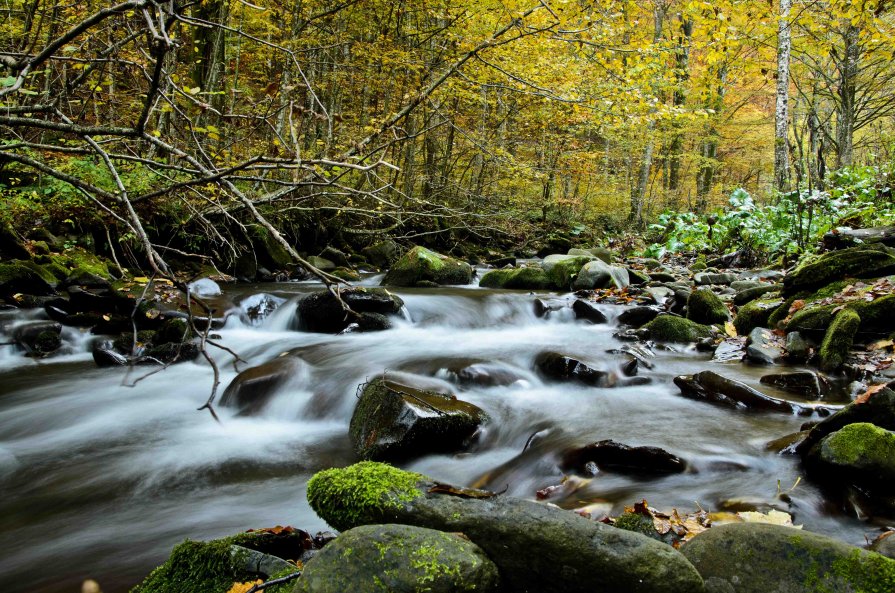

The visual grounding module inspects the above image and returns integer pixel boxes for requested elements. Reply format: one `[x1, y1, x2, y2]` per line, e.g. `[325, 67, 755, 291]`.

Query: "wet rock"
[617, 305, 660, 328]
[383, 246, 473, 287]
[541, 254, 594, 290]
[711, 339, 745, 363]
[560, 440, 686, 475]
[819, 308, 860, 372]
[745, 327, 784, 365]
[785, 331, 811, 362]
[733, 296, 785, 335]
[760, 371, 828, 397]
[12, 320, 62, 354]
[673, 371, 836, 415]
[572, 259, 629, 290]
[533, 297, 565, 318]
[237, 293, 285, 325]
[681, 522, 895, 593]
[535, 352, 608, 386]
[298, 287, 403, 333]
[362, 239, 402, 269]
[187, 277, 222, 297]
[572, 299, 608, 324]
[783, 243, 895, 296]
[307, 463, 705, 593]
[694, 272, 738, 286]
[220, 356, 304, 415]
[349, 377, 487, 461]
[687, 288, 730, 325]
[804, 422, 895, 492]
[479, 267, 552, 290]
[733, 284, 781, 306]
[642, 314, 714, 343]
[295, 524, 499, 593]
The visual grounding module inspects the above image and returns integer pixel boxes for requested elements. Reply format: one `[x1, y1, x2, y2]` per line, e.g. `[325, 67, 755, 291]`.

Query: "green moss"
[643, 314, 714, 343]
[818, 308, 861, 371]
[734, 296, 785, 335]
[479, 267, 552, 289]
[131, 532, 293, 593]
[306, 461, 425, 531]
[687, 288, 729, 325]
[821, 423, 895, 467]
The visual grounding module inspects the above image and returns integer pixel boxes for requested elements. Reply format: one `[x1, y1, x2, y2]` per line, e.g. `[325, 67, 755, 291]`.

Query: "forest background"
[1, 0, 895, 273]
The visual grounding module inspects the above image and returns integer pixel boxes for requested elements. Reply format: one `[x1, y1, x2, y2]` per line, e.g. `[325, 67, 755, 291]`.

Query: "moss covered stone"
[807, 423, 895, 490]
[541, 254, 594, 290]
[681, 522, 895, 593]
[382, 246, 473, 287]
[131, 532, 296, 593]
[479, 267, 552, 290]
[783, 244, 895, 295]
[818, 308, 861, 371]
[643, 314, 714, 343]
[734, 296, 785, 335]
[307, 462, 425, 532]
[295, 524, 499, 593]
[687, 288, 729, 325]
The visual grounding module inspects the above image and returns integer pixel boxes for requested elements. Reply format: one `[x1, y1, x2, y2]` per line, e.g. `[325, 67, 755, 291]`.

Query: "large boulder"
[383, 247, 473, 287]
[349, 377, 488, 461]
[642, 314, 714, 343]
[540, 254, 594, 290]
[803, 422, 895, 491]
[478, 267, 552, 290]
[295, 524, 499, 593]
[571, 259, 630, 290]
[680, 522, 895, 593]
[220, 356, 305, 415]
[306, 462, 705, 593]
[298, 287, 404, 333]
[783, 244, 895, 295]
[687, 288, 730, 325]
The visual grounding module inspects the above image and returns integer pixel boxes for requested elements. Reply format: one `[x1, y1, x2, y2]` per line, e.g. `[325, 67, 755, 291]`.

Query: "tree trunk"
[774, 0, 792, 193]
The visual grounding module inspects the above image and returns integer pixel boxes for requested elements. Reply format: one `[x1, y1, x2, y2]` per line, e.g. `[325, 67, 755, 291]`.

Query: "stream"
[0, 275, 874, 592]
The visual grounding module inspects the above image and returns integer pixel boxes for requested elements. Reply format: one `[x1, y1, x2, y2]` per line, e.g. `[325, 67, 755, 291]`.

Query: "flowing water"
[0, 277, 874, 592]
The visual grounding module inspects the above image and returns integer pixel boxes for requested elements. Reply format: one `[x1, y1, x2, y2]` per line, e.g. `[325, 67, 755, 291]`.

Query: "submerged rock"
[295, 524, 499, 593]
[306, 462, 705, 593]
[382, 246, 473, 287]
[560, 440, 686, 475]
[681, 522, 895, 593]
[349, 377, 487, 461]
[535, 351, 608, 386]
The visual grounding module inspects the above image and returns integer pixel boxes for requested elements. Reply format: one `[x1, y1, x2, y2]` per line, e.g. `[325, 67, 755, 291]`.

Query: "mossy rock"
[806, 423, 895, 491]
[132, 532, 299, 593]
[643, 314, 714, 343]
[734, 296, 785, 335]
[681, 522, 895, 593]
[382, 246, 473, 287]
[479, 267, 552, 290]
[307, 462, 426, 532]
[0, 260, 57, 297]
[541, 254, 594, 290]
[349, 377, 488, 461]
[818, 308, 861, 371]
[295, 524, 500, 593]
[687, 288, 730, 325]
[783, 244, 895, 295]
